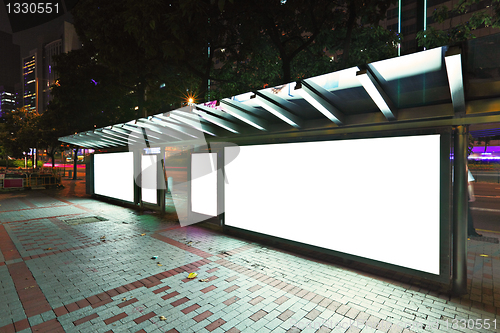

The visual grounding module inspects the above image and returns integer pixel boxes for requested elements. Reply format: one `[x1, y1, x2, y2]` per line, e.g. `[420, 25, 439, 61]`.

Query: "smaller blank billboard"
[94, 152, 134, 202]
[141, 155, 157, 204]
[191, 153, 217, 216]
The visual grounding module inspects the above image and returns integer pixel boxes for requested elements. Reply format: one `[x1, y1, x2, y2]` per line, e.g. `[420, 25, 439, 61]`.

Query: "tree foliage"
[0, 107, 41, 159]
[69, 0, 398, 105]
[416, 0, 500, 49]
[29, 0, 400, 154]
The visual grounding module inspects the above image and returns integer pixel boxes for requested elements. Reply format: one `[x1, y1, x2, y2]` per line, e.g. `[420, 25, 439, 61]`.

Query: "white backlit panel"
[94, 152, 134, 202]
[225, 135, 441, 275]
[191, 153, 217, 216]
[141, 155, 157, 204]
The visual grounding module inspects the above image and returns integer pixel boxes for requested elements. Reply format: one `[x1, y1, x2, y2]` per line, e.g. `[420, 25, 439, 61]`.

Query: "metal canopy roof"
[59, 41, 500, 150]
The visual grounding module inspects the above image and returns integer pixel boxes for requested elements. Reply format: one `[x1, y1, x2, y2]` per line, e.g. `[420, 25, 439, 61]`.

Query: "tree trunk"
[341, 1, 357, 69]
[137, 76, 146, 118]
[282, 57, 292, 85]
[73, 148, 78, 180]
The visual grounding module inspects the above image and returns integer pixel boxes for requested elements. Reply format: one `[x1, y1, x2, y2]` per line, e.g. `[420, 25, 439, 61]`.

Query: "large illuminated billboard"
[141, 154, 157, 204]
[224, 135, 441, 275]
[94, 152, 134, 202]
[191, 153, 218, 216]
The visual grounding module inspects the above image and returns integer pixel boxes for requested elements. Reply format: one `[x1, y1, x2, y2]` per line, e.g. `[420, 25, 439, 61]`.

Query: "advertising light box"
[141, 154, 157, 204]
[224, 135, 441, 275]
[191, 153, 218, 216]
[94, 152, 134, 202]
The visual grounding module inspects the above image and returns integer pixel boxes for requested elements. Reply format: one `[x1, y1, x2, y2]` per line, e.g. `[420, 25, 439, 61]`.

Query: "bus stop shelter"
[59, 36, 500, 295]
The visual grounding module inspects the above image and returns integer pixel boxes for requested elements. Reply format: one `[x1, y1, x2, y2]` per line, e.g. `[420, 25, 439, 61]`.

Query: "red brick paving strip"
[73, 313, 99, 326]
[274, 295, 289, 305]
[151, 233, 213, 258]
[0, 323, 15, 333]
[162, 291, 180, 300]
[278, 309, 295, 321]
[14, 319, 29, 331]
[249, 310, 268, 321]
[117, 297, 139, 308]
[165, 329, 179, 333]
[153, 285, 171, 294]
[8, 262, 52, 317]
[30, 318, 65, 333]
[226, 328, 241, 333]
[223, 296, 240, 306]
[200, 285, 217, 293]
[224, 285, 240, 293]
[205, 318, 226, 332]
[181, 304, 201, 314]
[133, 311, 156, 324]
[249, 296, 265, 305]
[104, 312, 128, 325]
[0, 224, 22, 261]
[193, 310, 213, 323]
[171, 297, 189, 307]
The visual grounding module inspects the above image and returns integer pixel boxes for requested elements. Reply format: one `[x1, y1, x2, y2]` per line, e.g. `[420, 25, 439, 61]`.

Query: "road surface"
[470, 182, 500, 234]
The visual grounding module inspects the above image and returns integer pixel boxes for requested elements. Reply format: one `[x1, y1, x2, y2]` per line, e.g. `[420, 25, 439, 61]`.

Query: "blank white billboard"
[141, 155, 157, 204]
[191, 153, 217, 216]
[94, 152, 134, 202]
[225, 135, 441, 275]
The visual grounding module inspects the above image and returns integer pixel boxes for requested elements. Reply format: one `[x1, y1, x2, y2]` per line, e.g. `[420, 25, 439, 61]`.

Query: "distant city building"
[0, 85, 16, 119]
[44, 39, 62, 105]
[0, 31, 21, 102]
[23, 53, 37, 111]
[12, 21, 80, 113]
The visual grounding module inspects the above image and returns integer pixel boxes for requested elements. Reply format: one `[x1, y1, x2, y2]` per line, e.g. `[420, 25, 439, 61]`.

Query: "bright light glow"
[94, 152, 134, 202]
[445, 53, 465, 111]
[370, 47, 442, 81]
[191, 153, 217, 216]
[141, 154, 157, 204]
[357, 73, 393, 118]
[225, 135, 441, 275]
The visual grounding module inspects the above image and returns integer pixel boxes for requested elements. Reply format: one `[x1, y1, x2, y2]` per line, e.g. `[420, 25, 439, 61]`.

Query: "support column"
[217, 146, 225, 228]
[452, 125, 468, 295]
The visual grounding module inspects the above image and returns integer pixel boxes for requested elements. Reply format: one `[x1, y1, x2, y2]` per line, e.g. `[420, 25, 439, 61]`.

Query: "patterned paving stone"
[0, 178, 499, 333]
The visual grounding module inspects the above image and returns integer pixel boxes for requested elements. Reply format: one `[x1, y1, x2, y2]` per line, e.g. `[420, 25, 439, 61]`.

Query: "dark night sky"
[2, 0, 79, 33]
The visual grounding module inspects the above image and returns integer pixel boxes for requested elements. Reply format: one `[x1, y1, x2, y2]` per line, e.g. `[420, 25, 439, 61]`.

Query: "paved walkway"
[0, 177, 499, 333]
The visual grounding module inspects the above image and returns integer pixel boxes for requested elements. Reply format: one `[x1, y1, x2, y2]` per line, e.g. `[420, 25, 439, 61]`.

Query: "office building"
[0, 85, 16, 119]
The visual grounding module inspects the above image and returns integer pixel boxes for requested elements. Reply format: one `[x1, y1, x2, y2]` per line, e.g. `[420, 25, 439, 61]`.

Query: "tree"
[416, 0, 500, 49]
[72, 0, 196, 117]
[45, 46, 137, 137]
[232, 0, 397, 84]
[69, 0, 398, 107]
[0, 107, 41, 167]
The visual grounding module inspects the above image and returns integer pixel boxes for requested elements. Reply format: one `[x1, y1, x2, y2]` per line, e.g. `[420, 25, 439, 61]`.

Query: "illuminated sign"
[94, 152, 134, 202]
[225, 135, 441, 275]
[143, 147, 161, 155]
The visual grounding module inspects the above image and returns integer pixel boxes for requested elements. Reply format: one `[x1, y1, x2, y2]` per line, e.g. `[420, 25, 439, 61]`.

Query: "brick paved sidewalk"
[0, 177, 498, 333]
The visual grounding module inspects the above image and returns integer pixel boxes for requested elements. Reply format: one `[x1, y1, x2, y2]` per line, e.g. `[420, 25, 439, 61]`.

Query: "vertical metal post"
[452, 125, 468, 295]
[158, 155, 166, 215]
[217, 146, 225, 228]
